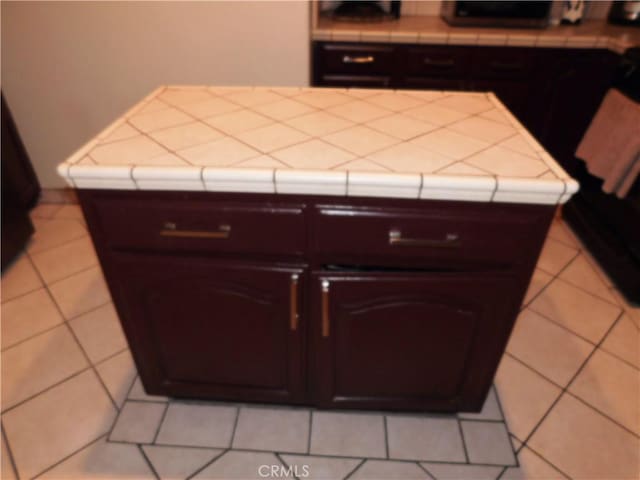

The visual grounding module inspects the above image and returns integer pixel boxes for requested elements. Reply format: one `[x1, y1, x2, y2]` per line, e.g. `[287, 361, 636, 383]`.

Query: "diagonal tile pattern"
[1, 205, 638, 479]
[57, 87, 578, 207]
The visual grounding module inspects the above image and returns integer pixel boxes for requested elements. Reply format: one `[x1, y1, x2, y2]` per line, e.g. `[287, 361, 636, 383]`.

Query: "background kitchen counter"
[314, 16, 640, 53]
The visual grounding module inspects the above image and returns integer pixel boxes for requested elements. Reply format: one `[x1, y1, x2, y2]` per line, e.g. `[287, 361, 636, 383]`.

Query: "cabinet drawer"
[320, 43, 395, 75]
[89, 197, 306, 256]
[405, 46, 471, 78]
[471, 48, 534, 80]
[313, 205, 547, 268]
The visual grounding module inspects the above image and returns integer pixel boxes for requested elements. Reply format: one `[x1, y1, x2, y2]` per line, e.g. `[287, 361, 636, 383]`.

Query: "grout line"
[342, 458, 367, 480]
[1, 367, 92, 415]
[1, 423, 20, 480]
[456, 417, 470, 464]
[383, 416, 390, 459]
[1, 284, 45, 306]
[515, 309, 639, 445]
[418, 463, 439, 480]
[41, 263, 105, 291]
[228, 406, 241, 449]
[151, 403, 170, 444]
[26, 231, 89, 258]
[22, 254, 121, 413]
[30, 433, 107, 480]
[274, 452, 302, 480]
[523, 248, 581, 311]
[185, 448, 230, 480]
[492, 386, 519, 468]
[137, 444, 160, 479]
[105, 377, 140, 444]
[307, 411, 313, 454]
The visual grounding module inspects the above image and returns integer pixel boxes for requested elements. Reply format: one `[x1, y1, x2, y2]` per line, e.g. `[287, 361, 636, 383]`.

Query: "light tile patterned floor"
[1, 204, 638, 479]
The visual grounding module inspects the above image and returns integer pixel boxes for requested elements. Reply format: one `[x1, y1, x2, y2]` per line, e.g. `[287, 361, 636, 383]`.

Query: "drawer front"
[405, 46, 471, 78]
[90, 197, 306, 256]
[313, 205, 548, 268]
[320, 43, 395, 75]
[471, 48, 534, 80]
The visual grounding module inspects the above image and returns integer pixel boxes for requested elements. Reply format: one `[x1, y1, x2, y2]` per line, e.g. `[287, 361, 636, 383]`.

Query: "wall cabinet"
[79, 190, 554, 412]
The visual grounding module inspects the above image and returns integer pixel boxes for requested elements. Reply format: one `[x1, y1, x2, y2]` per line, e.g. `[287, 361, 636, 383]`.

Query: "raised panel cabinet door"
[311, 271, 519, 412]
[107, 253, 307, 404]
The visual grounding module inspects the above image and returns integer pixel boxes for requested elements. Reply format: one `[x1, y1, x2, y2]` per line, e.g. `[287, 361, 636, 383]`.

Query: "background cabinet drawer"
[89, 196, 306, 256]
[313, 204, 549, 268]
[320, 43, 395, 75]
[471, 48, 534, 80]
[405, 46, 471, 78]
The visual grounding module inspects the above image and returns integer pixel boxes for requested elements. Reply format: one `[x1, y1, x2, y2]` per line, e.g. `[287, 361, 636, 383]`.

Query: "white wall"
[1, 1, 311, 188]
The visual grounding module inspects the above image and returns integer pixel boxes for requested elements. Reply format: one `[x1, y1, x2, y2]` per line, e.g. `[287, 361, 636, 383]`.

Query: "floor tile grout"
[185, 448, 230, 480]
[1, 298, 113, 354]
[29, 433, 108, 480]
[455, 416, 470, 464]
[151, 402, 170, 444]
[416, 462, 437, 480]
[513, 309, 639, 444]
[27, 231, 89, 258]
[137, 443, 160, 479]
[23, 254, 121, 413]
[1, 423, 20, 480]
[342, 459, 367, 480]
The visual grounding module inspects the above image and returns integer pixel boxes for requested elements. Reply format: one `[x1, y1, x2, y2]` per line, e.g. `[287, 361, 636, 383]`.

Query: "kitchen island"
[58, 86, 577, 412]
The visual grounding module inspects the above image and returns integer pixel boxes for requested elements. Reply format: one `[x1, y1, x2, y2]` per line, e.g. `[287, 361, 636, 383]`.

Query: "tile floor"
[1, 203, 638, 479]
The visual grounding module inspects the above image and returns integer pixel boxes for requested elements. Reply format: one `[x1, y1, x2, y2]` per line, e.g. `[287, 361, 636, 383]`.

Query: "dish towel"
[576, 88, 640, 198]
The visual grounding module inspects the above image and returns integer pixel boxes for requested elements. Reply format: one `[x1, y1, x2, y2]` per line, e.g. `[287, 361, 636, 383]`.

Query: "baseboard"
[39, 188, 78, 204]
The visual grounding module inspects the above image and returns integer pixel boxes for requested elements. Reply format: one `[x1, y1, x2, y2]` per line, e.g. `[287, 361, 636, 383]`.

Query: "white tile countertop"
[57, 86, 578, 205]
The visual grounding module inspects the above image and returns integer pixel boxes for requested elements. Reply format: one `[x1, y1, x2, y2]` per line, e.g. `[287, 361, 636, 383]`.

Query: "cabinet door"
[107, 253, 307, 404]
[311, 271, 519, 411]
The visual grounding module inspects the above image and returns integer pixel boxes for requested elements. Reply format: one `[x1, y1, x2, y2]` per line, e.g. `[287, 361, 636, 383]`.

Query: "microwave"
[441, 1, 552, 28]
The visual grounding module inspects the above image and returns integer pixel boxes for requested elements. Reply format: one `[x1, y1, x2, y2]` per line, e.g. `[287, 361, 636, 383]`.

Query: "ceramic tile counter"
[313, 16, 640, 53]
[57, 86, 578, 205]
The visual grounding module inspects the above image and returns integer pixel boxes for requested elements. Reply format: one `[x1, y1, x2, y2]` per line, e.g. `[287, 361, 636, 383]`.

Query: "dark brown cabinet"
[311, 271, 519, 411]
[79, 190, 554, 412]
[108, 253, 307, 404]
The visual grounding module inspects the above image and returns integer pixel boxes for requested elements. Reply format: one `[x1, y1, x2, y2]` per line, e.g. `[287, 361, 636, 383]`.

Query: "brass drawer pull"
[389, 229, 460, 248]
[290, 274, 299, 331]
[424, 57, 455, 68]
[321, 280, 330, 338]
[160, 222, 231, 239]
[343, 55, 375, 64]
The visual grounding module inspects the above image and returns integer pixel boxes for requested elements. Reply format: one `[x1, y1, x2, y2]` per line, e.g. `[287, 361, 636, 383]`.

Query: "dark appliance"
[1, 94, 40, 269]
[441, 1, 552, 28]
[563, 48, 640, 303]
[331, 1, 401, 22]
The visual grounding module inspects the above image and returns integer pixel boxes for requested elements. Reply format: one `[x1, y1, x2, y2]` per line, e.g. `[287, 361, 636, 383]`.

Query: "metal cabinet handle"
[424, 57, 455, 68]
[160, 222, 231, 239]
[490, 61, 524, 71]
[343, 55, 375, 64]
[389, 229, 460, 248]
[321, 280, 330, 338]
[290, 274, 299, 331]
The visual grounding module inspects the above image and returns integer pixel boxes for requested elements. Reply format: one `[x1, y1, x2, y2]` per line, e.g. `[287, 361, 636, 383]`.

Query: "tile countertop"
[313, 16, 640, 53]
[57, 86, 578, 205]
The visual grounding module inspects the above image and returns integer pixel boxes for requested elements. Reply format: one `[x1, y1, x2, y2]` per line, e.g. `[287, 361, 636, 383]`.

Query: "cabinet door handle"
[389, 229, 460, 248]
[424, 57, 455, 68]
[489, 61, 524, 72]
[321, 280, 330, 338]
[290, 274, 299, 332]
[343, 55, 375, 64]
[160, 222, 231, 239]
